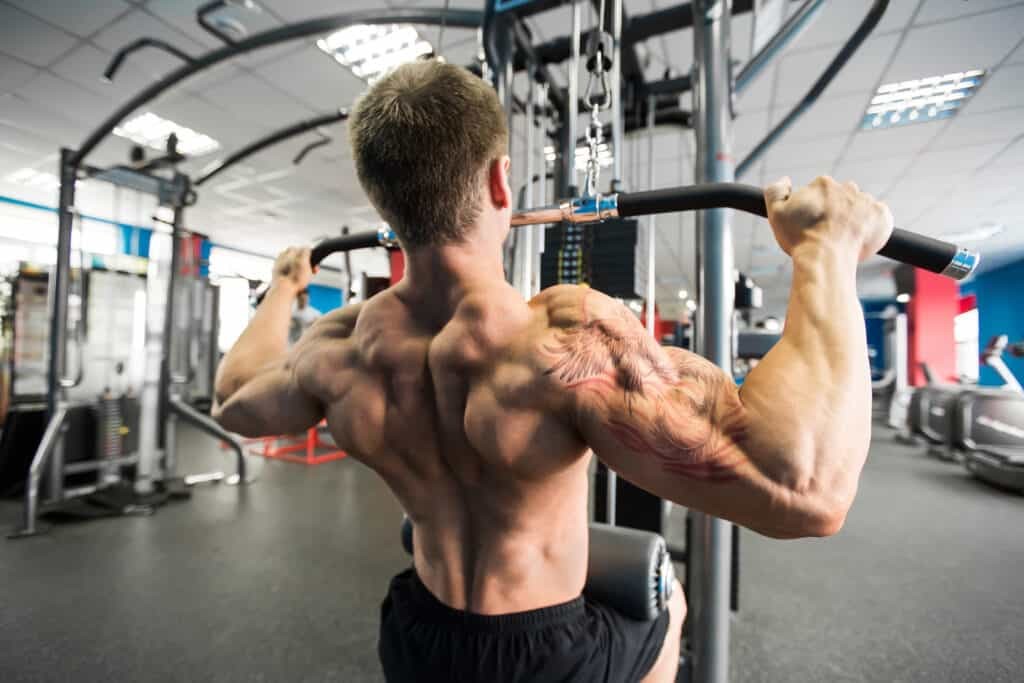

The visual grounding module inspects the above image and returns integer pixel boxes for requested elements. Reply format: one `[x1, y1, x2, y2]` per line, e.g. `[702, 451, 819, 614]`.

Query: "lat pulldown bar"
[306, 183, 979, 281]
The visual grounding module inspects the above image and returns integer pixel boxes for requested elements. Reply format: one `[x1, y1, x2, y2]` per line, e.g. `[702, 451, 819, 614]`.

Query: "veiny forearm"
[740, 237, 870, 515]
[215, 283, 296, 402]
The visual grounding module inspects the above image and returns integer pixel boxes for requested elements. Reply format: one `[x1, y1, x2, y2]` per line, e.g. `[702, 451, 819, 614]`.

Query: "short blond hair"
[349, 60, 509, 248]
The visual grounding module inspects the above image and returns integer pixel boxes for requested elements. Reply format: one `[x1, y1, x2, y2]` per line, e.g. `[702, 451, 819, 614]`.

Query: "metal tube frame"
[520, 72, 537, 298]
[690, 2, 736, 681]
[733, 0, 827, 93]
[195, 109, 349, 187]
[9, 405, 70, 537]
[610, 0, 624, 191]
[73, 8, 483, 166]
[736, 0, 890, 176]
[168, 397, 248, 484]
[567, 0, 583, 196]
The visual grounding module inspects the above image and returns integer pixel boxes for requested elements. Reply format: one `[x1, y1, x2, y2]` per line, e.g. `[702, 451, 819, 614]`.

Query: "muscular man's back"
[300, 280, 592, 614]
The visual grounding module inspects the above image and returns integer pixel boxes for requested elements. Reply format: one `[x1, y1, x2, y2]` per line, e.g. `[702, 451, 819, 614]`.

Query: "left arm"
[212, 247, 322, 437]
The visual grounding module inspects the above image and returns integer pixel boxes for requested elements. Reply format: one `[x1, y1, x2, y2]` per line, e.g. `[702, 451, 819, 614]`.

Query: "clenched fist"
[764, 176, 894, 263]
[272, 246, 316, 292]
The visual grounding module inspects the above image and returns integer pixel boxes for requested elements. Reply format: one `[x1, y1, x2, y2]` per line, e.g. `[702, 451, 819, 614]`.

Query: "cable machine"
[17, 1, 982, 679]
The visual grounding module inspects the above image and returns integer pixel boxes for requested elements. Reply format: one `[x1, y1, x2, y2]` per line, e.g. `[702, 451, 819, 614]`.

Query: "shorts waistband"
[399, 568, 586, 633]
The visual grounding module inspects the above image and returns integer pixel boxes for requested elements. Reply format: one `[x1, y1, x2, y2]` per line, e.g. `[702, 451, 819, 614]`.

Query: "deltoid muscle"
[544, 292, 746, 482]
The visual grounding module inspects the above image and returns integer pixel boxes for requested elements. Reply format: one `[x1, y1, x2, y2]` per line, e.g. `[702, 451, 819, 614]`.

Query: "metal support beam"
[690, 1, 735, 681]
[610, 0, 624, 191]
[9, 405, 70, 538]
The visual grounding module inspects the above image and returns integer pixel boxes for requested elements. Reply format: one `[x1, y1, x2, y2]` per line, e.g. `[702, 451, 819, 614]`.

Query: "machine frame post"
[690, 1, 736, 681]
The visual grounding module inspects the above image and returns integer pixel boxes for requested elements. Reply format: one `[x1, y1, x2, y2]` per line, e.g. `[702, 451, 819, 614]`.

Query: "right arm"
[546, 176, 893, 538]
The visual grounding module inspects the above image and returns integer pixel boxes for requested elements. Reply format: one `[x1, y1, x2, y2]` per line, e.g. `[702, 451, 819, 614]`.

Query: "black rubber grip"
[310, 231, 383, 266]
[617, 183, 961, 276]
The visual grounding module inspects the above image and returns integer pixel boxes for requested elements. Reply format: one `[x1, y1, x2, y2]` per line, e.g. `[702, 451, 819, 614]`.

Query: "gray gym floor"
[2, 426, 1022, 682]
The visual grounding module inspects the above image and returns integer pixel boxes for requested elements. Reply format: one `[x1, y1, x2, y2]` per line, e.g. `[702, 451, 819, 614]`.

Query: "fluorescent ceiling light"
[941, 222, 1004, 243]
[317, 24, 433, 83]
[677, 289, 688, 300]
[862, 69, 985, 130]
[685, 299, 698, 312]
[4, 167, 60, 190]
[114, 112, 221, 156]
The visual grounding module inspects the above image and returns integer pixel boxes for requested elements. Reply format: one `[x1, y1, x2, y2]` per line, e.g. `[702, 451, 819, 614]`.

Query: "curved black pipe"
[306, 182, 977, 279]
[75, 8, 483, 166]
[616, 183, 971, 277]
[736, 0, 889, 177]
[292, 136, 331, 165]
[102, 38, 195, 82]
[194, 109, 348, 187]
[311, 233, 384, 267]
[481, 0, 500, 85]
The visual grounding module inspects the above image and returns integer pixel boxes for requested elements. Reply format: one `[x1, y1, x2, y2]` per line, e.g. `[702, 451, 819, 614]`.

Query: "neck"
[400, 233, 506, 303]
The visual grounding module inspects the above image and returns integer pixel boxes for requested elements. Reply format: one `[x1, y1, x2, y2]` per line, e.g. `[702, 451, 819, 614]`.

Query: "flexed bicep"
[540, 289, 807, 534]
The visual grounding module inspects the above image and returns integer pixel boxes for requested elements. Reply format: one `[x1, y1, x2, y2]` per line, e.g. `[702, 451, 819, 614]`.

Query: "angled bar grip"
[615, 183, 979, 280]
[307, 183, 980, 281]
[310, 226, 396, 267]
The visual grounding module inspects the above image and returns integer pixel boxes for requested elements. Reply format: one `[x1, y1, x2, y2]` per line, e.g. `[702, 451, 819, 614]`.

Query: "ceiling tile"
[933, 108, 1024, 150]
[195, 72, 316, 127]
[0, 4, 79, 67]
[984, 137, 1024, 170]
[255, 46, 367, 111]
[906, 141, 1008, 177]
[15, 71, 113, 128]
[8, 0, 132, 38]
[268, 0, 408, 22]
[962, 63, 1024, 114]
[0, 53, 38, 94]
[766, 92, 865, 143]
[832, 158, 906, 196]
[151, 93, 267, 150]
[0, 93, 82, 146]
[915, 0, 1024, 24]
[734, 108, 770, 159]
[93, 9, 207, 79]
[761, 133, 848, 168]
[774, 33, 900, 106]
[883, 5, 1024, 83]
[0, 121, 57, 159]
[841, 122, 944, 163]
[788, 0, 917, 51]
[49, 42, 151, 102]
[738, 63, 777, 111]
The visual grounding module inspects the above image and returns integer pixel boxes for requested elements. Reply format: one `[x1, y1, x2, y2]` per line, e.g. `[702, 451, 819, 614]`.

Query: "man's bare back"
[296, 279, 594, 614]
[213, 59, 894, 683]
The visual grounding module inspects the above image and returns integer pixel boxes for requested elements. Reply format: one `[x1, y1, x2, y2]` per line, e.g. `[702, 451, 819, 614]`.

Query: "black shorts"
[378, 568, 670, 683]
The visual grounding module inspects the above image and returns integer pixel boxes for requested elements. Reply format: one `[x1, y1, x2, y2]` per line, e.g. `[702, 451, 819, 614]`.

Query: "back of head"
[349, 59, 508, 249]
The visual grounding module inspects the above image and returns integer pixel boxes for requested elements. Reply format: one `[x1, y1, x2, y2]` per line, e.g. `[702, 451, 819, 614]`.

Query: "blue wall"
[307, 284, 343, 313]
[861, 299, 905, 380]
[961, 258, 1024, 386]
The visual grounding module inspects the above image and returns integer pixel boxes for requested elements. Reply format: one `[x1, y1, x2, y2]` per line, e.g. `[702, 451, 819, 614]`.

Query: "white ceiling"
[1, 0, 1023, 315]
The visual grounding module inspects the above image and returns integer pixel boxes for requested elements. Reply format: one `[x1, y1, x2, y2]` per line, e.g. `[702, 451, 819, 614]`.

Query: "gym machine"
[9, 161, 249, 538]
[23, 0, 983, 678]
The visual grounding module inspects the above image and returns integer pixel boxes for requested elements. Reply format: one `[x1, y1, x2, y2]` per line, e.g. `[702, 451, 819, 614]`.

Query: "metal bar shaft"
[567, 0, 583, 194]
[610, 0, 624, 190]
[734, 0, 827, 94]
[16, 406, 70, 536]
[690, 2, 735, 681]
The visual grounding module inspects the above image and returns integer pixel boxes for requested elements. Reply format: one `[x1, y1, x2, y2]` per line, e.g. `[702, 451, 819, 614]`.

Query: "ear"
[487, 155, 512, 209]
